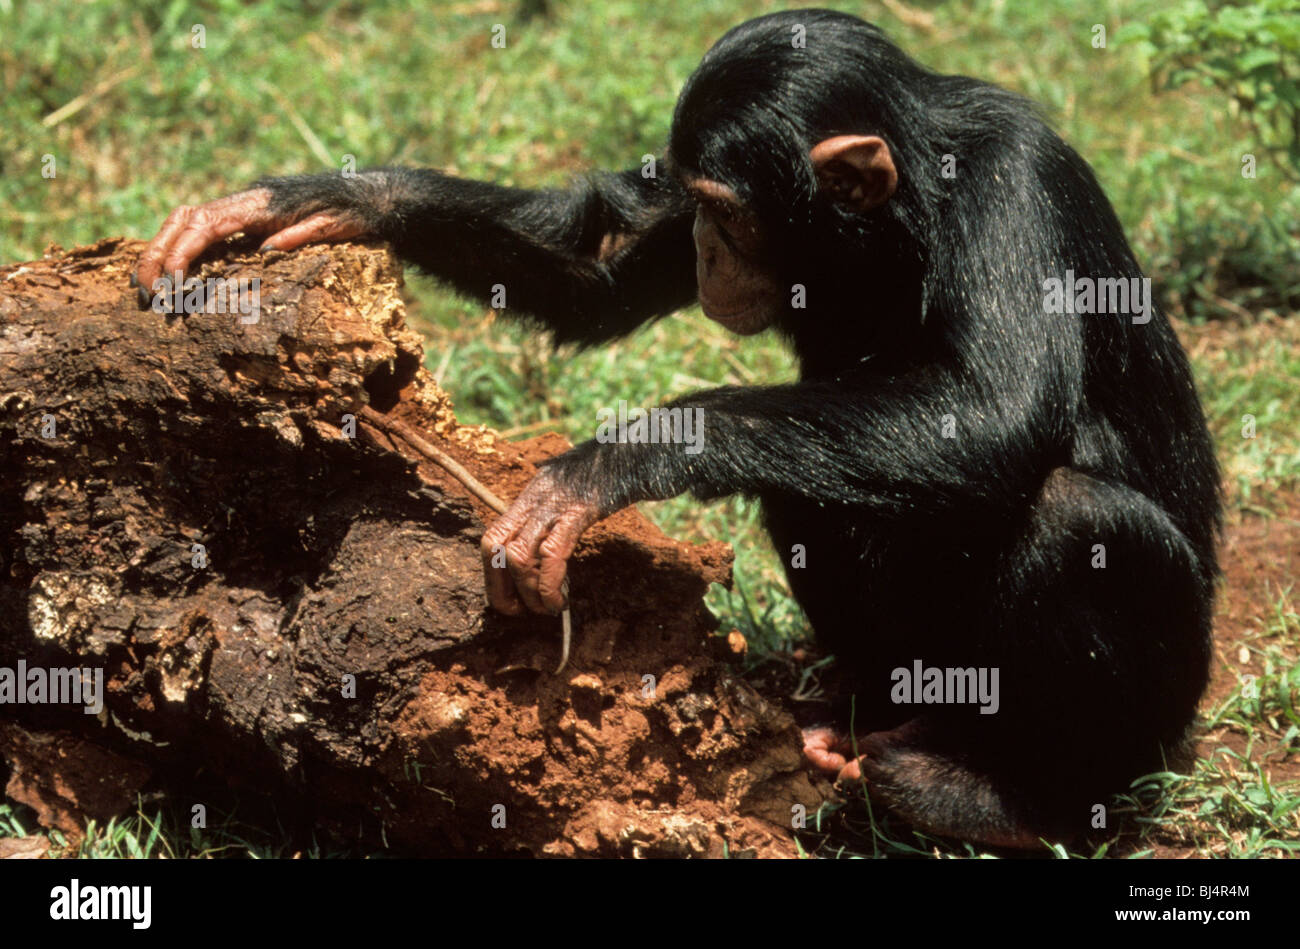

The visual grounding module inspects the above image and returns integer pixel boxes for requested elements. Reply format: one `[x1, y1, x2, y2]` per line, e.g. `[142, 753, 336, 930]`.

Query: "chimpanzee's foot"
[802, 721, 1050, 850]
[802, 725, 864, 781]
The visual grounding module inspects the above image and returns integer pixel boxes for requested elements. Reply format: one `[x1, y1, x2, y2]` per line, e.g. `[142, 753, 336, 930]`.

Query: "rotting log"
[0, 237, 824, 857]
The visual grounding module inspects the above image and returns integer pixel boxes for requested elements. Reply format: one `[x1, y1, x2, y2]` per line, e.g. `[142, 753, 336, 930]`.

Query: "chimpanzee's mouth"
[698, 296, 771, 335]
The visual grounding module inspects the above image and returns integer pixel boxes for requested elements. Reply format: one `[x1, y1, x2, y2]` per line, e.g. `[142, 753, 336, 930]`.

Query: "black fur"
[258, 9, 1219, 843]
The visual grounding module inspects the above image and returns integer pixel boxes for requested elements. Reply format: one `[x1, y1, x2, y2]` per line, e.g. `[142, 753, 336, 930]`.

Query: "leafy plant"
[1121, 0, 1300, 179]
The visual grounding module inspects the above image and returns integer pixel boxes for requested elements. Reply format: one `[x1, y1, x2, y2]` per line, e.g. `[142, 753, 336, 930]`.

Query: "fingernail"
[128, 272, 138, 288]
[259, 242, 277, 252]
[137, 286, 151, 308]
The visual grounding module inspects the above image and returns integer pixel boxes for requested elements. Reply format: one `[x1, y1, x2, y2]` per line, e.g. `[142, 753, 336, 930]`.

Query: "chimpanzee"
[135, 9, 1220, 848]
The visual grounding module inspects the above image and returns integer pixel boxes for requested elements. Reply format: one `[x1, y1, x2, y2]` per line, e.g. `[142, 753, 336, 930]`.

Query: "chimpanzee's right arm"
[134, 166, 698, 344]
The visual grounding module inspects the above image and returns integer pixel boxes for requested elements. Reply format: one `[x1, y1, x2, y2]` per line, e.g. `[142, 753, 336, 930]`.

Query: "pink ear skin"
[809, 135, 898, 211]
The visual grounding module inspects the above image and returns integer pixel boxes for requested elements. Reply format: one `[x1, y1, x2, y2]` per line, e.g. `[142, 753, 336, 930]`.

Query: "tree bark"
[0, 237, 822, 857]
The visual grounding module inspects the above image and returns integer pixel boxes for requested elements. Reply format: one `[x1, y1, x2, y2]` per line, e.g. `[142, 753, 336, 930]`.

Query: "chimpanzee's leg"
[805, 468, 1213, 847]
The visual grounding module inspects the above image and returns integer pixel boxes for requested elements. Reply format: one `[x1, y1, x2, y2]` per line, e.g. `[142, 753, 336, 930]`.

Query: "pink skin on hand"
[480, 469, 602, 616]
[802, 726, 864, 781]
[133, 188, 365, 297]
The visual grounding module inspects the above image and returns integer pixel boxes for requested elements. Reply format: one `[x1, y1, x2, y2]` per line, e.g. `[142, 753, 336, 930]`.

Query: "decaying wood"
[0, 237, 823, 857]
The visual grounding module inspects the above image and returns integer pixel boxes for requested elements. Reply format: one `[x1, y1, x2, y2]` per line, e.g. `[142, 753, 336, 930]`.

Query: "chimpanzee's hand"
[133, 188, 366, 306]
[481, 467, 604, 616]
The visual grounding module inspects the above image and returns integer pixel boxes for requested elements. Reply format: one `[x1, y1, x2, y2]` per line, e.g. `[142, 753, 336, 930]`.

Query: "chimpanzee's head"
[668, 9, 934, 336]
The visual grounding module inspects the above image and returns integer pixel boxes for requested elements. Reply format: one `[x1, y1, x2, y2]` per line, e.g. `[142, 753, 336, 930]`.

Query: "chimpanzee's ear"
[810, 135, 897, 211]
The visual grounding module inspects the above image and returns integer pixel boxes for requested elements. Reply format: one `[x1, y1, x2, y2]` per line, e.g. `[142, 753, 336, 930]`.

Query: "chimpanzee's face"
[679, 134, 898, 335]
[685, 178, 782, 335]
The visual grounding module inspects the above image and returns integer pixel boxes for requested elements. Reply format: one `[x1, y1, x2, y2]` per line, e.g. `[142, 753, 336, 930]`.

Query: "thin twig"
[42, 66, 139, 127]
[361, 405, 506, 513]
[497, 418, 563, 439]
[256, 79, 335, 169]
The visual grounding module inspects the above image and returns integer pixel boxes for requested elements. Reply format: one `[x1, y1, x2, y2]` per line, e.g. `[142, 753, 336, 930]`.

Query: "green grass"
[0, 795, 377, 858]
[1188, 318, 1300, 507]
[2, 0, 1297, 858]
[1136, 589, 1300, 858]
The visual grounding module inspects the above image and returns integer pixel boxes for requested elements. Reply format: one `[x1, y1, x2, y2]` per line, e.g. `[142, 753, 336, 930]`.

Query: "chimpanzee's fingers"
[536, 511, 584, 613]
[135, 189, 274, 306]
[158, 209, 259, 287]
[836, 758, 863, 782]
[801, 726, 851, 775]
[482, 516, 527, 616]
[259, 213, 365, 253]
[136, 205, 202, 303]
[483, 561, 526, 616]
[503, 514, 555, 614]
